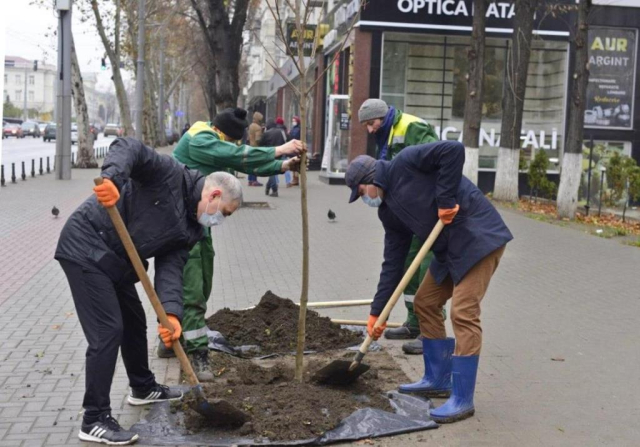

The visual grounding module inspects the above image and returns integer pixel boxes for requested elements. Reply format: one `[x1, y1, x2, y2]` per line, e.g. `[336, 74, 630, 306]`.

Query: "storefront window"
[381, 32, 569, 170]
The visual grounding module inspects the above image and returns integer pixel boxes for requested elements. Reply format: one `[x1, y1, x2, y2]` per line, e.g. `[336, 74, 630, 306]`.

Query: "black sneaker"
[127, 384, 183, 406]
[79, 413, 139, 445]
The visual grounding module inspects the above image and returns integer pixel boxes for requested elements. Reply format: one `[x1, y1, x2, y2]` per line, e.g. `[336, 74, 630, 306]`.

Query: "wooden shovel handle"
[358, 220, 445, 355]
[94, 177, 200, 386]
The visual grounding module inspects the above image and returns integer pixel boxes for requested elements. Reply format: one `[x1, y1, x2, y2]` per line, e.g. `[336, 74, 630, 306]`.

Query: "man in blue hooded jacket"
[346, 140, 513, 423]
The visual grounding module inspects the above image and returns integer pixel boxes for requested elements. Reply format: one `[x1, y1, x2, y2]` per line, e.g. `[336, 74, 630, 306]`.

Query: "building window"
[15, 74, 21, 84]
[381, 33, 569, 169]
[4, 91, 8, 101]
[3, 74, 6, 84]
[29, 91, 34, 101]
[29, 75, 35, 85]
[15, 90, 22, 100]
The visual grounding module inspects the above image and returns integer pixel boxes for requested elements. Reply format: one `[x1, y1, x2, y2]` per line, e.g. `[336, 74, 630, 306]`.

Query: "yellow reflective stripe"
[187, 121, 216, 138]
[388, 113, 426, 145]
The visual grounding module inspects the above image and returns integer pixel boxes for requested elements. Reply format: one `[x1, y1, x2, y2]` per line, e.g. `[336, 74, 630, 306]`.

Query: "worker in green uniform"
[357, 98, 441, 355]
[163, 108, 303, 380]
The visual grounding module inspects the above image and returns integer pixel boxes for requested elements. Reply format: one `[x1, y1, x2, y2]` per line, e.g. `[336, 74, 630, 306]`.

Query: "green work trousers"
[403, 235, 434, 328]
[181, 229, 214, 353]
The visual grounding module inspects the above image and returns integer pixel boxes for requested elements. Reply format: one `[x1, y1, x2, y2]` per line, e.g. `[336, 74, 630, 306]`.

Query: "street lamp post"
[135, 0, 145, 140]
[55, 0, 72, 181]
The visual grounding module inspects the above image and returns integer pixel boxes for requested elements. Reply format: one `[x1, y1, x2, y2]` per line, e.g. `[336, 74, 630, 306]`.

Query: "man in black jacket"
[55, 137, 243, 445]
[261, 119, 288, 197]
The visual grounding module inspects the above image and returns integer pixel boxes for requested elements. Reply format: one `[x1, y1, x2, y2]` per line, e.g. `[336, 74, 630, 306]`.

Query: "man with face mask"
[358, 98, 440, 355]
[171, 108, 303, 380]
[345, 142, 512, 423]
[55, 137, 243, 445]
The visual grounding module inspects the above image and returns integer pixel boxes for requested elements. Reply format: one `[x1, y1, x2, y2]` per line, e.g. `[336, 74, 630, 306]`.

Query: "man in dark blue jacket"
[55, 138, 243, 445]
[346, 140, 512, 423]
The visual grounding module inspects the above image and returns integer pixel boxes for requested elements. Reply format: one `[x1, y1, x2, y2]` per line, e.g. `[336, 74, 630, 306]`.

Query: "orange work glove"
[93, 178, 120, 208]
[438, 204, 460, 225]
[158, 314, 182, 349]
[367, 314, 387, 340]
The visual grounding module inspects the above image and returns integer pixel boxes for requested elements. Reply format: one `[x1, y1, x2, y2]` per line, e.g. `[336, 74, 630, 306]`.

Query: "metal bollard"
[21, 161, 26, 181]
[1, 165, 5, 187]
[39, 158, 43, 175]
[31, 160, 35, 178]
[71, 152, 75, 166]
[11, 163, 16, 183]
[47, 157, 50, 173]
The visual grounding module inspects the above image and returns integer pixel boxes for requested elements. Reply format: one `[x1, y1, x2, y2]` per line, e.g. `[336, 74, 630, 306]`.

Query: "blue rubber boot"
[430, 355, 479, 423]
[398, 338, 455, 397]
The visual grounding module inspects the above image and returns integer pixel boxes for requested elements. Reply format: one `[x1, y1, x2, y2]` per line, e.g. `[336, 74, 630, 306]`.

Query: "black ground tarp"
[132, 390, 438, 446]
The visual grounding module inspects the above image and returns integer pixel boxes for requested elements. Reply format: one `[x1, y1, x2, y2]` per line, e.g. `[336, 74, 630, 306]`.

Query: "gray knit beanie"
[358, 99, 389, 123]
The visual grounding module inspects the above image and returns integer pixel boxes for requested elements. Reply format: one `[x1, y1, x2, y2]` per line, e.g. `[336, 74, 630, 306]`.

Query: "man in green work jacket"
[167, 108, 303, 380]
[358, 98, 440, 355]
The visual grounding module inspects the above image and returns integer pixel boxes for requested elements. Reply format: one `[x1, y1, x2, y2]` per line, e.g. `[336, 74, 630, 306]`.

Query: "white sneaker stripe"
[97, 428, 106, 438]
[89, 426, 99, 436]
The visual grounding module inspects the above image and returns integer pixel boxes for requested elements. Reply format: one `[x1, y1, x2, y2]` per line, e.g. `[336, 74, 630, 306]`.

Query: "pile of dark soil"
[206, 291, 363, 355]
[174, 350, 410, 442]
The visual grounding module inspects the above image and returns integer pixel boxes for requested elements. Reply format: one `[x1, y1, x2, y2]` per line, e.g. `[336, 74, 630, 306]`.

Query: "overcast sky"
[3, 1, 130, 92]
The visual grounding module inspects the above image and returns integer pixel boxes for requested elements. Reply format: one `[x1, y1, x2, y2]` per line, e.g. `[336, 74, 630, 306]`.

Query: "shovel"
[313, 220, 445, 386]
[94, 178, 248, 427]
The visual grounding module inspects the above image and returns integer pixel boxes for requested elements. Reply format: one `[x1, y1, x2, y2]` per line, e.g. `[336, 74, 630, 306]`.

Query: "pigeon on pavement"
[327, 209, 336, 222]
[52, 206, 60, 218]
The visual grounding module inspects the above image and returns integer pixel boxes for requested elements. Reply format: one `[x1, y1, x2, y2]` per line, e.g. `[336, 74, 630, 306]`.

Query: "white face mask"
[292, 121, 297, 128]
[198, 199, 225, 227]
[361, 194, 382, 208]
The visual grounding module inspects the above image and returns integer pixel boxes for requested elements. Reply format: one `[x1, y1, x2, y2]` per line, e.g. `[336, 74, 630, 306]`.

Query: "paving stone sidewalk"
[1, 149, 640, 446]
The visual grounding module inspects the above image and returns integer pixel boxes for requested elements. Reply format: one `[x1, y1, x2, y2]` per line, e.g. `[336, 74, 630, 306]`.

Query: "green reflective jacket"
[173, 121, 283, 176]
[383, 109, 439, 160]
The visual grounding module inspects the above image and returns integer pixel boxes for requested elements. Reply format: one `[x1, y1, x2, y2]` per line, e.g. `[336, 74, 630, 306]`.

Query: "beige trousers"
[413, 245, 505, 356]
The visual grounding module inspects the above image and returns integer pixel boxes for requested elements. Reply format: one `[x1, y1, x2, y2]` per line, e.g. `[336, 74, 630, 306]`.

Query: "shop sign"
[287, 23, 319, 57]
[436, 126, 560, 150]
[584, 27, 637, 130]
[340, 112, 350, 130]
[359, 0, 571, 36]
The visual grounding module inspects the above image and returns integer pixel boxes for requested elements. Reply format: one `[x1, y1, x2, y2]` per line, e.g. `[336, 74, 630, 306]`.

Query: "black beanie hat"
[212, 108, 249, 141]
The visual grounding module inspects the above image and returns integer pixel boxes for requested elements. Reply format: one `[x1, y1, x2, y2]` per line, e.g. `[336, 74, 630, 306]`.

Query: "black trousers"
[59, 260, 156, 422]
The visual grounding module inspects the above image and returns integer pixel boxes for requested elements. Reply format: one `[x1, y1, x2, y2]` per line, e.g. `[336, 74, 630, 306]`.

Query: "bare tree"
[90, 0, 135, 136]
[189, 0, 252, 112]
[493, 0, 538, 202]
[557, 0, 591, 218]
[257, 0, 364, 381]
[461, 0, 488, 185]
[71, 36, 98, 168]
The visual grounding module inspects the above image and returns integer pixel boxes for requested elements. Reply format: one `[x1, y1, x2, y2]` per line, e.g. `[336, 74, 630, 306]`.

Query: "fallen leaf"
[557, 427, 565, 432]
[551, 357, 565, 362]
[52, 325, 61, 330]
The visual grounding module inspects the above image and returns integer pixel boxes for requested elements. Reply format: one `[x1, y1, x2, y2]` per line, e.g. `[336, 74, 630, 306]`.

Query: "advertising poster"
[584, 27, 637, 129]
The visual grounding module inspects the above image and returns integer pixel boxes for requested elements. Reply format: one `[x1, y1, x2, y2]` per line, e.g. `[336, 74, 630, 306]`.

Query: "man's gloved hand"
[438, 204, 460, 225]
[275, 139, 304, 158]
[282, 156, 302, 173]
[93, 178, 120, 208]
[158, 314, 182, 349]
[367, 314, 387, 340]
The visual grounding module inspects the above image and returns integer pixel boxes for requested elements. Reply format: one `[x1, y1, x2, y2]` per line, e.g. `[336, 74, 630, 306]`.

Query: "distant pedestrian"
[248, 112, 265, 187]
[261, 118, 288, 197]
[181, 122, 190, 137]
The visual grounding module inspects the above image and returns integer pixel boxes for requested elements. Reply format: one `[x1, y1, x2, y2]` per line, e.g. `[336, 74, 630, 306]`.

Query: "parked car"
[3, 123, 24, 138]
[71, 124, 78, 145]
[165, 128, 180, 144]
[38, 122, 47, 134]
[43, 124, 56, 142]
[21, 121, 41, 138]
[104, 123, 123, 137]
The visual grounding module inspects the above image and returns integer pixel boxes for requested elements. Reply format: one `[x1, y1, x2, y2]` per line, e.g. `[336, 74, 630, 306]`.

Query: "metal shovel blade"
[185, 385, 249, 427]
[312, 360, 371, 386]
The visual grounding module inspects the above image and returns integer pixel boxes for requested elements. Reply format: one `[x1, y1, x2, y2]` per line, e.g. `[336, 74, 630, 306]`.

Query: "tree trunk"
[189, 0, 250, 113]
[462, 0, 487, 185]
[70, 36, 98, 169]
[493, 0, 537, 201]
[143, 58, 161, 147]
[91, 0, 134, 136]
[557, 0, 591, 219]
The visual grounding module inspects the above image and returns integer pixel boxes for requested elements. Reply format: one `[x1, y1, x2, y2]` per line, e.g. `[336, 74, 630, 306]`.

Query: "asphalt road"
[0, 134, 115, 168]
